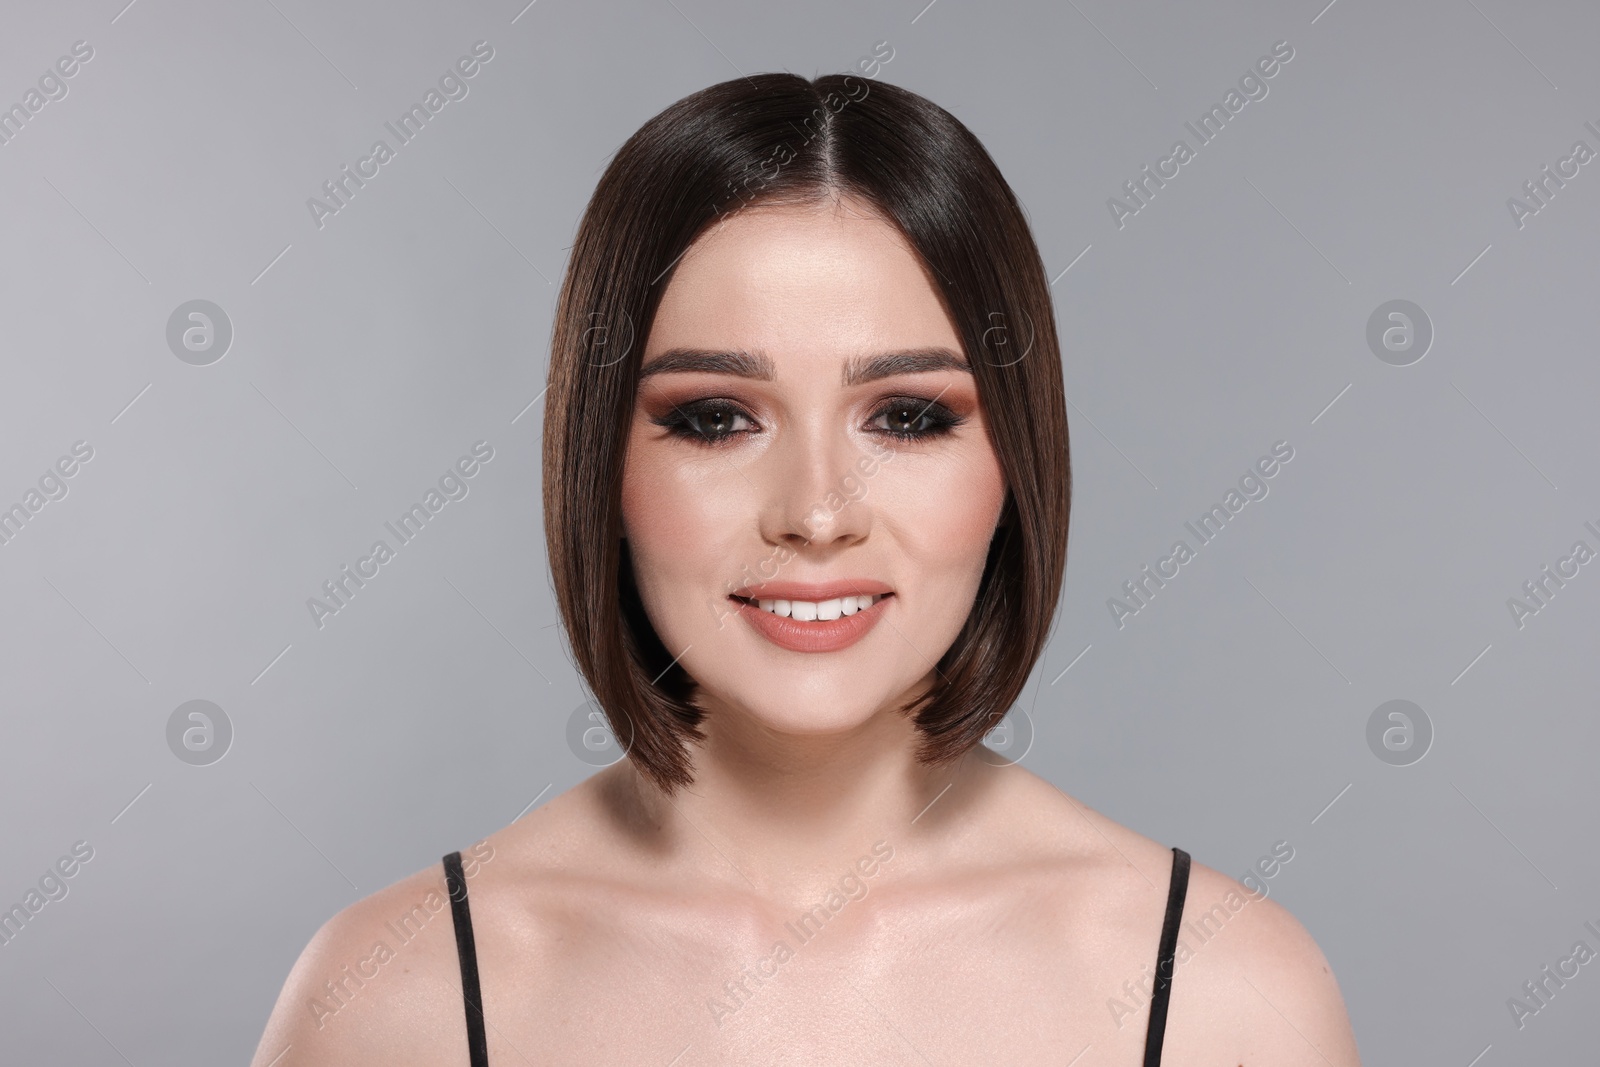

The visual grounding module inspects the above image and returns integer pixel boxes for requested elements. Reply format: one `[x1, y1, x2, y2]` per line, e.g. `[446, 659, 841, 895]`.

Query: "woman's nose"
[756, 427, 875, 551]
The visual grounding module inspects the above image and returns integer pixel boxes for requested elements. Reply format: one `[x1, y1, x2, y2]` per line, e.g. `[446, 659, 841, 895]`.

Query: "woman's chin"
[701, 692, 904, 746]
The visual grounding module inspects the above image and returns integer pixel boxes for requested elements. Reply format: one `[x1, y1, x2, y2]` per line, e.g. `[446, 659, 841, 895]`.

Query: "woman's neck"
[618, 703, 992, 904]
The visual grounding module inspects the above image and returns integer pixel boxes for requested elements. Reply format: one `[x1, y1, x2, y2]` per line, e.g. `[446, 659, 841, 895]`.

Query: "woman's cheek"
[882, 449, 1005, 555]
[623, 452, 740, 638]
[622, 436, 705, 543]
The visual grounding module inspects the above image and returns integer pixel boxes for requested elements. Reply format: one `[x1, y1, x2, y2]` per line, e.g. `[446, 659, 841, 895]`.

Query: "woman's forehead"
[646, 203, 960, 364]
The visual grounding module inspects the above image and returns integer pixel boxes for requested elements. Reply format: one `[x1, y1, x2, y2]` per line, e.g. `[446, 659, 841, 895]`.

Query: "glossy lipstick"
[728, 580, 893, 654]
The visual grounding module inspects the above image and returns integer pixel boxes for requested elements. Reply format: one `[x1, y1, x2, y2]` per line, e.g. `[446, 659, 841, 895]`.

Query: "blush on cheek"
[621, 444, 750, 647]
[880, 448, 1006, 555]
[951, 479, 1007, 546]
[624, 461, 732, 561]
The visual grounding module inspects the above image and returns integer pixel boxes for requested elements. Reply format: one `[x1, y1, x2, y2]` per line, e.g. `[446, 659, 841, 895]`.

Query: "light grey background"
[2, 0, 1596, 1062]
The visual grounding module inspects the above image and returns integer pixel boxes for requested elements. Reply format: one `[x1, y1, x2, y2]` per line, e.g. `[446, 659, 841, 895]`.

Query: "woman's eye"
[654, 401, 753, 445]
[870, 398, 964, 440]
[652, 396, 964, 446]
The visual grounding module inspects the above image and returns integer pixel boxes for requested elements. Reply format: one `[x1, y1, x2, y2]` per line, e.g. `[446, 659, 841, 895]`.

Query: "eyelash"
[652, 396, 966, 447]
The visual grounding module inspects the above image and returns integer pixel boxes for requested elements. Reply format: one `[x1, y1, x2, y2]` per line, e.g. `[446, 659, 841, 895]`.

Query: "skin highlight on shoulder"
[248, 852, 489, 1067]
[957, 767, 1362, 1065]
[1138, 858, 1362, 1065]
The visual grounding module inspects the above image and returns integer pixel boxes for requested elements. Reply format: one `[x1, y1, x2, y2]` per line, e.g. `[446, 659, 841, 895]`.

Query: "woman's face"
[620, 196, 1008, 741]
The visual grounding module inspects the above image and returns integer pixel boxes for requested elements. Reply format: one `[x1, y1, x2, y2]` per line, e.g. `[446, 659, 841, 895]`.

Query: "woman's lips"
[729, 593, 892, 653]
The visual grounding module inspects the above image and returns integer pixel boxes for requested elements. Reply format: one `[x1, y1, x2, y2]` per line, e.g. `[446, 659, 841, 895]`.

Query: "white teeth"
[752, 594, 884, 619]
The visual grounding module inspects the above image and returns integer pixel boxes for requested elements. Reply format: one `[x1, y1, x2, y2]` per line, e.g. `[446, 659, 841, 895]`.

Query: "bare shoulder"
[991, 766, 1360, 1064]
[1080, 801, 1363, 1065]
[248, 853, 480, 1067]
[1163, 858, 1362, 1065]
[248, 771, 622, 1067]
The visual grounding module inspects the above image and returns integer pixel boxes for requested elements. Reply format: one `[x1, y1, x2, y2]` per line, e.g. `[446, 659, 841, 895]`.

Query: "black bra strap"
[443, 851, 490, 1067]
[1142, 847, 1191, 1067]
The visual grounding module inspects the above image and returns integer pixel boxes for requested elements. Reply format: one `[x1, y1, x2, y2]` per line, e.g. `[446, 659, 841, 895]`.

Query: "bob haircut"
[544, 72, 1069, 796]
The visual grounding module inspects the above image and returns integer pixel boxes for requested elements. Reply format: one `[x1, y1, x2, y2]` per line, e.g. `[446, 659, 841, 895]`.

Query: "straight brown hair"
[543, 72, 1069, 795]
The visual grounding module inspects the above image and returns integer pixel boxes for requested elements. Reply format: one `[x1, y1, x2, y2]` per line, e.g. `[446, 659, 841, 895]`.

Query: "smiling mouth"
[729, 592, 893, 621]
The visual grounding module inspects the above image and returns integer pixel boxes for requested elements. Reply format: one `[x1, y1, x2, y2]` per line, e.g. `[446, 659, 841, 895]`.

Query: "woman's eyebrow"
[843, 348, 970, 385]
[638, 349, 774, 381]
[636, 347, 971, 385]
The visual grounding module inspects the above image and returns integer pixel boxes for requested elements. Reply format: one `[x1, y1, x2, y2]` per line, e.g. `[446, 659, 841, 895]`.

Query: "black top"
[442, 845, 1192, 1066]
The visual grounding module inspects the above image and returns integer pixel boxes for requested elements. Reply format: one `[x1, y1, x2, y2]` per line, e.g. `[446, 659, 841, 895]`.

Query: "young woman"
[252, 73, 1362, 1066]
